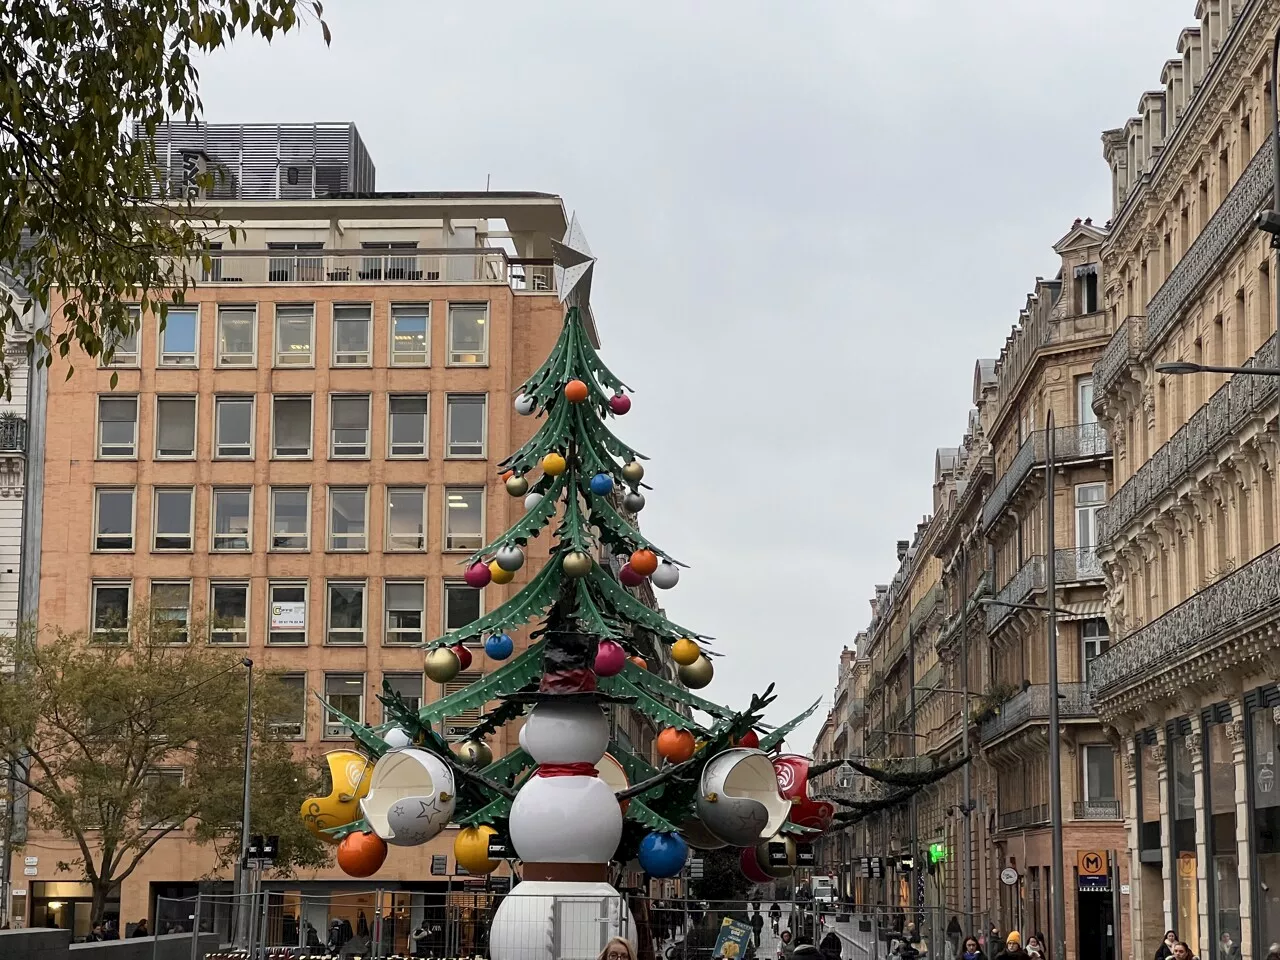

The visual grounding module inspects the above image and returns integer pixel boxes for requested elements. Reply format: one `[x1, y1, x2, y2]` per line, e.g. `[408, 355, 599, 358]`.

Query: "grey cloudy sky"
[198, 1, 1193, 750]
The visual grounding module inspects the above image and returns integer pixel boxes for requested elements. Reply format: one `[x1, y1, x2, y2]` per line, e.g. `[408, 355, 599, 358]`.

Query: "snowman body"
[489, 700, 629, 960]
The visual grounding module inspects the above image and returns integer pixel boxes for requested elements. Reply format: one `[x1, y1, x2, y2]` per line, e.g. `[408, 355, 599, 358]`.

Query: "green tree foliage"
[0, 609, 328, 922]
[0, 0, 328, 394]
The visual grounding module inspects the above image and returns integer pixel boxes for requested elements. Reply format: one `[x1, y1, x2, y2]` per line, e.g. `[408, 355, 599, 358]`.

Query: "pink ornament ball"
[619, 563, 645, 587]
[464, 562, 492, 589]
[594, 640, 627, 677]
[740, 845, 773, 884]
[609, 393, 632, 415]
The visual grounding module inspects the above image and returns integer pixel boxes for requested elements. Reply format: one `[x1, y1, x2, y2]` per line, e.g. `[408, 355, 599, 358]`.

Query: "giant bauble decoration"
[594, 640, 627, 677]
[337, 831, 388, 877]
[541, 452, 567, 476]
[756, 836, 797, 878]
[454, 825, 499, 875]
[495, 545, 526, 572]
[524, 491, 544, 512]
[696, 747, 791, 847]
[506, 475, 530, 497]
[739, 845, 773, 885]
[679, 655, 714, 689]
[464, 562, 491, 589]
[651, 562, 679, 589]
[621, 461, 644, 484]
[609, 393, 631, 415]
[485, 633, 514, 660]
[301, 751, 374, 844]
[773, 754, 836, 833]
[514, 393, 536, 416]
[679, 818, 727, 851]
[562, 551, 593, 578]
[629, 549, 659, 576]
[488, 560, 515, 585]
[564, 379, 589, 403]
[589, 472, 614, 496]
[361, 748, 456, 847]
[425, 647, 461, 683]
[623, 491, 646, 513]
[619, 563, 644, 587]
[670, 637, 701, 666]
[451, 644, 473, 671]
[736, 729, 760, 750]
[383, 727, 413, 750]
[657, 727, 696, 764]
[454, 739, 493, 768]
[522, 701, 609, 763]
[597, 752, 630, 813]
[639, 831, 689, 878]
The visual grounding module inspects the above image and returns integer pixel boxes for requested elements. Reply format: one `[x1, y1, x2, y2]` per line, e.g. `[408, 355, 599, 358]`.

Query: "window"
[209, 582, 249, 645]
[152, 487, 193, 551]
[268, 582, 308, 645]
[447, 303, 488, 365]
[214, 397, 254, 459]
[1081, 619, 1110, 679]
[150, 581, 191, 644]
[384, 581, 425, 645]
[158, 307, 198, 366]
[267, 243, 323, 282]
[444, 580, 481, 632]
[94, 487, 135, 551]
[155, 396, 197, 458]
[91, 581, 132, 640]
[384, 674, 423, 714]
[324, 674, 364, 737]
[387, 395, 428, 458]
[361, 241, 420, 280]
[269, 675, 307, 739]
[386, 487, 426, 551]
[328, 487, 368, 551]
[444, 487, 484, 551]
[1075, 263, 1099, 314]
[275, 305, 314, 365]
[327, 582, 366, 645]
[446, 395, 487, 458]
[212, 488, 251, 552]
[216, 306, 256, 366]
[332, 304, 372, 365]
[1075, 483, 1106, 550]
[442, 673, 483, 738]
[390, 304, 429, 365]
[330, 395, 370, 458]
[102, 305, 140, 366]
[97, 396, 138, 458]
[140, 768, 186, 828]
[271, 396, 312, 458]
[1083, 744, 1116, 801]
[270, 487, 310, 550]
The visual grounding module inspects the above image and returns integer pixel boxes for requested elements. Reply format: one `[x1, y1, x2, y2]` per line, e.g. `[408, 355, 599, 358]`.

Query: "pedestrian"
[87, 922, 106, 942]
[947, 917, 963, 960]
[819, 931, 842, 960]
[962, 935, 987, 960]
[1034, 932, 1048, 960]
[770, 902, 783, 935]
[1264, 943, 1280, 960]
[1172, 942, 1198, 960]
[1025, 935, 1043, 959]
[1157, 931, 1179, 960]
[129, 918, 149, 938]
[1002, 931, 1025, 960]
[778, 929, 795, 960]
[1219, 932, 1240, 960]
[752, 910, 765, 949]
[598, 937, 637, 960]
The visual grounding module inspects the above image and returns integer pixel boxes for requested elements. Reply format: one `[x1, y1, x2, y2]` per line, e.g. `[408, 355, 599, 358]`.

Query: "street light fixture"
[1155, 361, 1280, 377]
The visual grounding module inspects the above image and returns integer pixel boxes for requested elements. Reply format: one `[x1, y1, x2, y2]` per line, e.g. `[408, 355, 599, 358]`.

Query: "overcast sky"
[198, 1, 1194, 752]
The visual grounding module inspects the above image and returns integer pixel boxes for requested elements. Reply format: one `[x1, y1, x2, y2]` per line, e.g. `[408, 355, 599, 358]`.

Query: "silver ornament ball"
[623, 491, 646, 513]
[524, 492, 545, 512]
[495, 544, 526, 572]
[514, 394, 536, 416]
[650, 562, 680, 590]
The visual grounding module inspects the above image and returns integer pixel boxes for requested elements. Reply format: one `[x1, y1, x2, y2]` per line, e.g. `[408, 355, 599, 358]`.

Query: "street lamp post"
[1044, 412, 1067, 960]
[958, 540, 974, 931]
[233, 658, 254, 949]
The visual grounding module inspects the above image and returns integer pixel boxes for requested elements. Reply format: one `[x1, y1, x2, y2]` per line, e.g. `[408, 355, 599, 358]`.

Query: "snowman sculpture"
[488, 633, 631, 960]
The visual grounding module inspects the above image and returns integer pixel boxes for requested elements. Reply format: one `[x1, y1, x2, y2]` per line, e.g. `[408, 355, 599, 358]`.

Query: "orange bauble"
[657, 727, 696, 764]
[501, 470, 514, 481]
[628, 655, 648, 670]
[630, 549, 659, 577]
[337, 831, 388, 878]
[564, 380, 590, 403]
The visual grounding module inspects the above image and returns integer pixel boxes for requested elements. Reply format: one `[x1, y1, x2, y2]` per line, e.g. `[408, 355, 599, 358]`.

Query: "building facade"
[1091, 4, 1280, 960]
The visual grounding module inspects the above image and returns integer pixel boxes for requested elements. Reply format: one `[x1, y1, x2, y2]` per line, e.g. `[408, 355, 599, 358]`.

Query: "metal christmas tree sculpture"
[300, 216, 849, 959]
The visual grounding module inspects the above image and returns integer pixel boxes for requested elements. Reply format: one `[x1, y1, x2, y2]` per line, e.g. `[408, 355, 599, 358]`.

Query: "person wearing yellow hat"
[1005, 932, 1026, 959]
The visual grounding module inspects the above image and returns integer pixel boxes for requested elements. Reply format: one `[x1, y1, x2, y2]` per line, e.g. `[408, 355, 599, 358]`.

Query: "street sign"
[1077, 850, 1108, 891]
[487, 833, 510, 859]
[22, 867, 35, 876]
[431, 855, 448, 876]
[767, 842, 789, 868]
[23, 857, 36, 867]
[796, 843, 815, 868]
[1000, 867, 1019, 886]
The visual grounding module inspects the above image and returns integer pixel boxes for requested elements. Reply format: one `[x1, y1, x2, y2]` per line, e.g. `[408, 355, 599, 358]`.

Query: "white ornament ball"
[650, 563, 680, 590]
[382, 727, 413, 749]
[495, 545, 526, 572]
[514, 393, 536, 416]
[521, 702, 609, 764]
[524, 492, 544, 512]
[623, 491, 646, 513]
[510, 775, 624, 863]
[360, 748, 456, 847]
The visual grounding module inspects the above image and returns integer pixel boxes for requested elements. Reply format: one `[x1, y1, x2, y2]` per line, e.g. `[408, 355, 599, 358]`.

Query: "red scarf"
[535, 762, 599, 778]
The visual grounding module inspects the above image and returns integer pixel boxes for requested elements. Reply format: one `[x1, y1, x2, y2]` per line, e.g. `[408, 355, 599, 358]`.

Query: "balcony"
[0, 416, 26, 455]
[1099, 334, 1279, 548]
[1073, 799, 1121, 820]
[986, 549, 1103, 634]
[982, 423, 1110, 531]
[997, 805, 1049, 831]
[1094, 316, 1146, 404]
[191, 249, 556, 292]
[908, 583, 943, 634]
[979, 682, 1095, 745]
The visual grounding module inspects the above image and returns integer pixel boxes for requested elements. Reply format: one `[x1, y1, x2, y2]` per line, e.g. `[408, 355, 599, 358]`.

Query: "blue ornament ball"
[484, 633, 514, 661]
[589, 472, 614, 496]
[637, 831, 689, 878]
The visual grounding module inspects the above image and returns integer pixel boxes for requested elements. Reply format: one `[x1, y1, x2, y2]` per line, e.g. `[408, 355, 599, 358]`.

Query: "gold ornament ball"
[678, 655, 714, 689]
[488, 560, 515, 585]
[756, 837, 797, 878]
[562, 551, 594, 579]
[454, 825, 499, 875]
[541, 452, 567, 476]
[671, 638, 702, 666]
[454, 739, 493, 768]
[621, 461, 645, 484]
[505, 475, 530, 497]
[424, 647, 461, 683]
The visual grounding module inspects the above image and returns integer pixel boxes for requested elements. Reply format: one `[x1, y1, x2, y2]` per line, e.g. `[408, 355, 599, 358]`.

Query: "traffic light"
[929, 843, 947, 864]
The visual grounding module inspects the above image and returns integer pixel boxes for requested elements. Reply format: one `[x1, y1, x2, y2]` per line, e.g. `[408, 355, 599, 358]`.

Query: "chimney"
[896, 540, 909, 561]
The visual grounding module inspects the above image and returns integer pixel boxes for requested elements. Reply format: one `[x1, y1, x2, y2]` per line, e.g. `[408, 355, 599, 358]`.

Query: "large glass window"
[390, 304, 429, 365]
[1208, 717, 1240, 954]
[1081, 618, 1110, 681]
[332, 304, 371, 366]
[155, 396, 197, 458]
[444, 580, 481, 632]
[328, 488, 368, 552]
[1084, 744, 1116, 802]
[324, 674, 363, 737]
[216, 306, 256, 366]
[97, 396, 138, 458]
[158, 307, 198, 366]
[1171, 728, 1199, 950]
[275, 305, 314, 366]
[384, 581, 425, 645]
[150, 581, 191, 644]
[91, 581, 131, 640]
[269, 487, 309, 551]
[269, 675, 306, 740]
[214, 397, 254, 459]
[94, 487, 134, 551]
[152, 487, 193, 551]
[330, 395, 370, 458]
[1140, 735, 1161, 855]
[446, 395, 486, 458]
[212, 488, 251, 552]
[447, 303, 488, 365]
[444, 487, 483, 551]
[268, 582, 308, 645]
[102, 305, 139, 366]
[388, 395, 427, 458]
[384, 674, 423, 714]
[1253, 703, 1280, 952]
[272, 396, 312, 458]
[327, 582, 366, 645]
[209, 582, 249, 645]
[386, 487, 426, 551]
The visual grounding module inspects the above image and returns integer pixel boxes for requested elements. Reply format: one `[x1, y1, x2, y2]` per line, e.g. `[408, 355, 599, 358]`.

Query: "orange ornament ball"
[337, 831, 388, 878]
[628, 655, 648, 671]
[657, 727, 696, 764]
[564, 380, 590, 403]
[630, 549, 659, 577]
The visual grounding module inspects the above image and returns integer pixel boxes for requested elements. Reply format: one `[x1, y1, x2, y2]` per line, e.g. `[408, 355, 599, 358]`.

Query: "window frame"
[325, 580, 368, 646]
[91, 579, 132, 641]
[443, 486, 485, 552]
[329, 394, 371, 459]
[215, 305, 258, 368]
[445, 393, 488, 459]
[1083, 743, 1117, 803]
[152, 486, 194, 552]
[443, 578, 483, 633]
[211, 487, 253, 553]
[269, 486, 311, 552]
[327, 486, 369, 552]
[323, 673, 365, 738]
[269, 674, 308, 740]
[385, 486, 427, 552]
[274, 304, 315, 367]
[213, 395, 255, 459]
[387, 394, 429, 459]
[157, 306, 199, 368]
[271, 395, 313, 460]
[97, 395, 139, 459]
[149, 580, 192, 645]
[100, 305, 140, 367]
[383, 673, 424, 714]
[140, 767, 186, 829]
[154, 395, 198, 460]
[268, 580, 309, 646]
[383, 580, 426, 646]
[389, 303, 430, 367]
[446, 301, 489, 366]
[93, 486, 136, 552]
[208, 580, 250, 646]
[331, 303, 373, 367]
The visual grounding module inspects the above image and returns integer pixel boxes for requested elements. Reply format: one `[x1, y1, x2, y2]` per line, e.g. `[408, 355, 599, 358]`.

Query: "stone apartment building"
[1090, 3, 1280, 960]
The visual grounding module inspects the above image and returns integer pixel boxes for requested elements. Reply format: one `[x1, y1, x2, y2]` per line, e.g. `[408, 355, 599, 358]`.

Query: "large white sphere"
[382, 727, 413, 749]
[522, 702, 609, 764]
[360, 749, 455, 847]
[514, 393, 536, 416]
[650, 563, 680, 590]
[518, 720, 529, 754]
[490, 881, 630, 960]
[509, 775, 623, 863]
[524, 492, 544, 512]
[495, 545, 526, 572]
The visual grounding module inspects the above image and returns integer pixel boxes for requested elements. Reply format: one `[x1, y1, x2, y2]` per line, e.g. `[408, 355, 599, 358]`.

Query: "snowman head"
[522, 701, 609, 764]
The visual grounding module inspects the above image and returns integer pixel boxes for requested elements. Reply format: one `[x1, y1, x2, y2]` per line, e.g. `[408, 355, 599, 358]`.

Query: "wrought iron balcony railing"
[1073, 799, 1121, 820]
[979, 682, 1095, 745]
[1093, 316, 1147, 404]
[0, 416, 28, 455]
[986, 549, 1103, 634]
[997, 804, 1050, 831]
[982, 423, 1110, 530]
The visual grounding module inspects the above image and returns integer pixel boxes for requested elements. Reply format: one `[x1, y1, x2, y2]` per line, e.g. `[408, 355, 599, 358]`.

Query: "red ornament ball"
[564, 380, 590, 403]
[736, 729, 760, 750]
[619, 563, 645, 587]
[609, 393, 632, 415]
[740, 845, 773, 884]
[451, 644, 473, 671]
[628, 655, 648, 671]
[630, 549, 659, 577]
[337, 831, 388, 878]
[464, 562, 492, 589]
